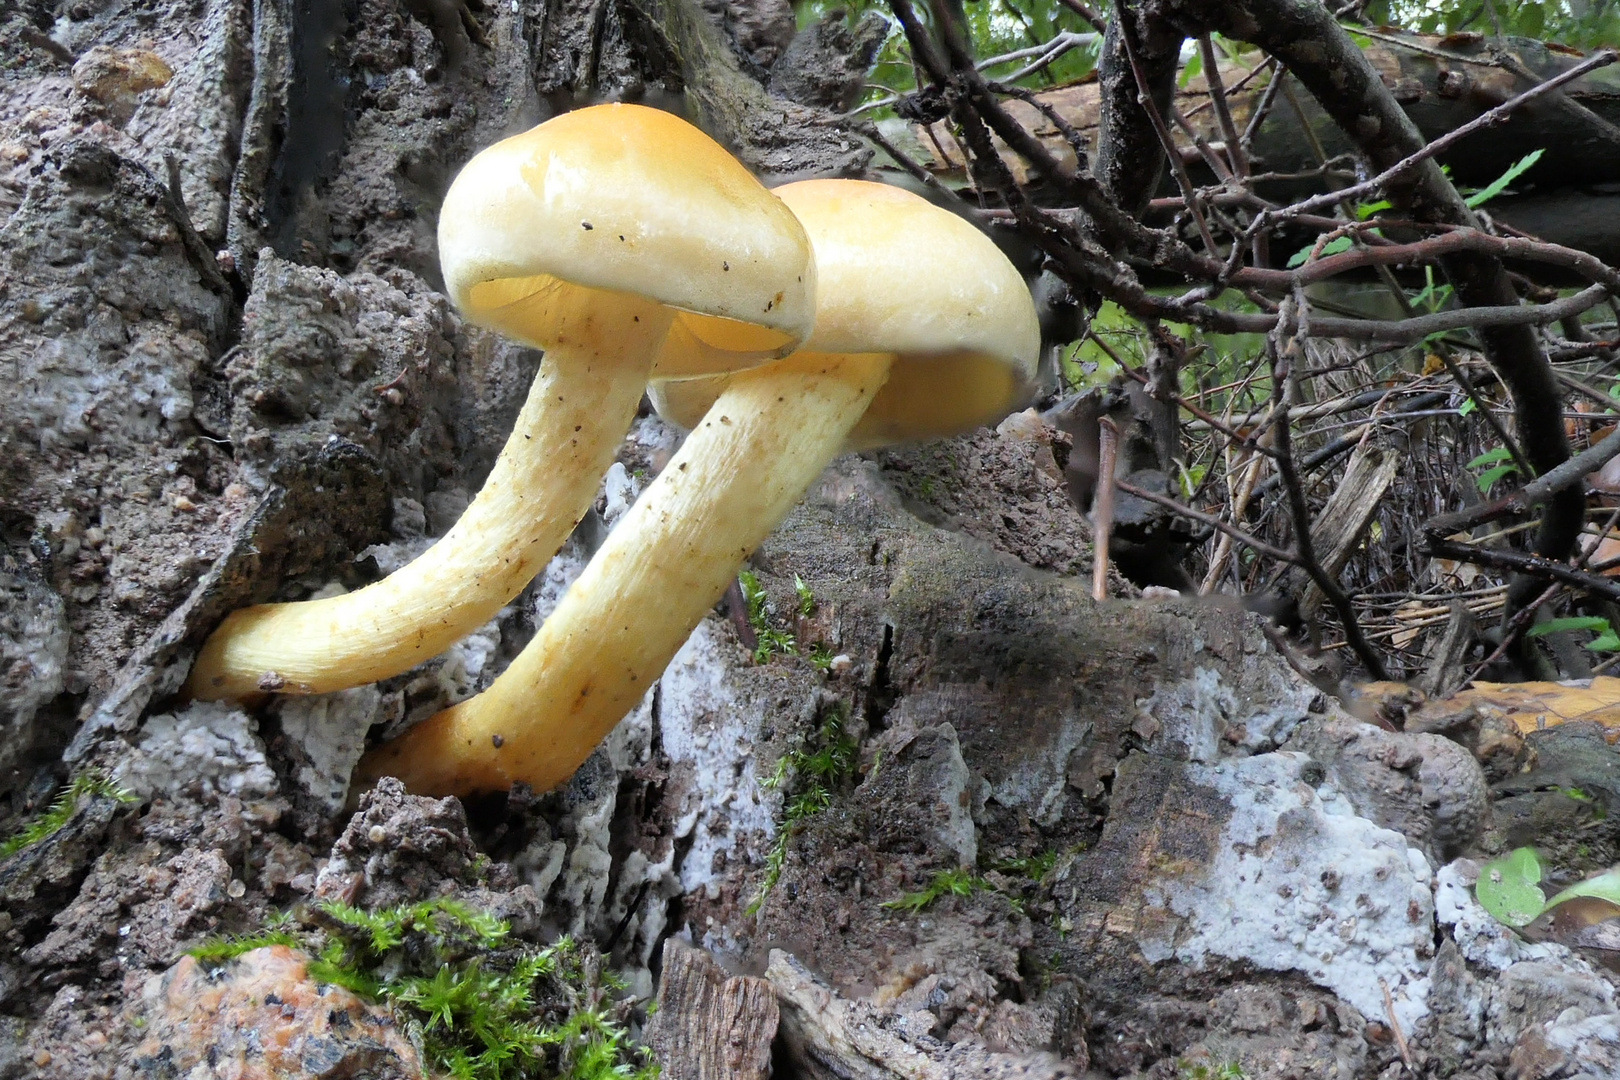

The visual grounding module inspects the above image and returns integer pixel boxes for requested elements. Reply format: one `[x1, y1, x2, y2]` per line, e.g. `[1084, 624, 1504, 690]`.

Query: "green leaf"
[1356, 199, 1392, 220]
[1465, 149, 1545, 209]
[1589, 630, 1620, 652]
[1474, 464, 1520, 493]
[1467, 446, 1514, 469]
[1286, 235, 1354, 268]
[1458, 398, 1477, 417]
[1178, 49, 1202, 88]
[1475, 847, 1546, 927]
[1542, 867, 1620, 915]
[1527, 617, 1613, 638]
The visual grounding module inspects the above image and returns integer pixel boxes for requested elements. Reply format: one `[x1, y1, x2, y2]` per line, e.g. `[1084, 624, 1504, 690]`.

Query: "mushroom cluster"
[186, 105, 1038, 800]
[186, 105, 814, 701]
[357, 179, 1039, 798]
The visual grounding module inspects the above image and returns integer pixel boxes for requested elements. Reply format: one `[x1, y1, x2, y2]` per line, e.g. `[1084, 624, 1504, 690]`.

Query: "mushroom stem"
[357, 350, 894, 796]
[186, 296, 676, 700]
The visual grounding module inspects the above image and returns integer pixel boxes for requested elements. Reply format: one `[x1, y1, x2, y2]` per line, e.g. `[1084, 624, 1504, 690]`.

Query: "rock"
[1286, 707, 1490, 862]
[114, 700, 279, 801]
[1074, 752, 1435, 1039]
[0, 555, 69, 789]
[699, 0, 796, 74]
[0, 134, 230, 708]
[70, 46, 172, 123]
[1491, 721, 1620, 877]
[313, 776, 481, 908]
[125, 945, 421, 1078]
[225, 252, 458, 496]
[270, 684, 392, 814]
[862, 723, 979, 869]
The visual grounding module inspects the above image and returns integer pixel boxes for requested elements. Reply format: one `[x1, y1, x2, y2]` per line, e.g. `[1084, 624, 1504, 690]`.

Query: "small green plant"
[738, 569, 796, 663]
[189, 898, 656, 1080]
[187, 929, 301, 963]
[1462, 148, 1544, 210]
[995, 850, 1059, 881]
[0, 771, 136, 859]
[1467, 446, 1521, 493]
[750, 707, 858, 914]
[882, 868, 989, 913]
[794, 574, 817, 617]
[1177, 1062, 1248, 1080]
[807, 642, 835, 672]
[1528, 616, 1620, 654]
[1476, 846, 1620, 931]
[884, 849, 1065, 915]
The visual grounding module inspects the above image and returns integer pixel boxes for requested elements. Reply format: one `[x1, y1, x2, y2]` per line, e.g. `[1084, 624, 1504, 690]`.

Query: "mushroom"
[186, 104, 815, 700]
[356, 179, 1038, 797]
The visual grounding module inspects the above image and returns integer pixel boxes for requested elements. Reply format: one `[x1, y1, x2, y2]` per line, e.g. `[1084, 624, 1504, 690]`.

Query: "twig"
[1118, 23, 1221, 257]
[1425, 424, 1620, 539]
[1093, 418, 1119, 601]
[1115, 480, 1300, 565]
[1270, 295, 1389, 679]
[1251, 48, 1617, 230]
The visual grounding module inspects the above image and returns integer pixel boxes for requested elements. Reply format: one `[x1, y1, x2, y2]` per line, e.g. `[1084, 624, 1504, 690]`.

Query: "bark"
[1093, 0, 1184, 214]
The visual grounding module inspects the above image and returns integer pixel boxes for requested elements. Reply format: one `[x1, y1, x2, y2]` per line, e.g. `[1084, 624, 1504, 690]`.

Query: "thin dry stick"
[1117, 480, 1301, 565]
[1093, 417, 1119, 601]
[1270, 297, 1389, 679]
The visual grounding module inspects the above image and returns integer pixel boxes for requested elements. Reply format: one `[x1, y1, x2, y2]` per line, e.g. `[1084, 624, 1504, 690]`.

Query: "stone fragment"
[127, 945, 421, 1078]
[1287, 707, 1490, 862]
[71, 47, 172, 118]
[0, 557, 69, 785]
[314, 776, 479, 908]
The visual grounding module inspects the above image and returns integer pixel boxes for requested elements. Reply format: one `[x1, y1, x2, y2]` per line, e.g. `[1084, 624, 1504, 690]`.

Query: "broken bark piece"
[767, 950, 1082, 1079]
[645, 939, 777, 1080]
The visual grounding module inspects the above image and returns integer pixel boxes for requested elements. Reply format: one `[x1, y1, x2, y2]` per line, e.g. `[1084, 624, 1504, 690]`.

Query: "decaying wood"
[645, 939, 777, 1080]
[1286, 445, 1399, 621]
[1421, 600, 1477, 698]
[620, 0, 868, 177]
[766, 951, 1081, 1080]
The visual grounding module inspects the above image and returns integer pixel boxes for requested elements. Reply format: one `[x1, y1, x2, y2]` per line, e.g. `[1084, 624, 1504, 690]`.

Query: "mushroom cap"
[649, 179, 1040, 447]
[438, 104, 815, 376]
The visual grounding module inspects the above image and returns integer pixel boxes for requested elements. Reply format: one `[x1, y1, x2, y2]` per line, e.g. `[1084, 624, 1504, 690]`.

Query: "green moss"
[0, 771, 136, 860]
[881, 868, 988, 912]
[189, 898, 657, 1080]
[749, 706, 858, 914]
[1178, 1062, 1247, 1080]
[884, 850, 1062, 914]
[739, 569, 796, 663]
[187, 930, 300, 963]
[994, 850, 1058, 882]
[793, 575, 817, 617]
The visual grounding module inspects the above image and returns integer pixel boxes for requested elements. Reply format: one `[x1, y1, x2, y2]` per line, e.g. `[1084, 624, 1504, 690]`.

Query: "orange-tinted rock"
[71, 47, 172, 107]
[127, 945, 422, 1079]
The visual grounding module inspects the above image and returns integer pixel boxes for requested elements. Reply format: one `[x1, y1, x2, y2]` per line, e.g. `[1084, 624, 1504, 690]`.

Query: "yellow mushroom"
[186, 104, 814, 700]
[356, 179, 1038, 797]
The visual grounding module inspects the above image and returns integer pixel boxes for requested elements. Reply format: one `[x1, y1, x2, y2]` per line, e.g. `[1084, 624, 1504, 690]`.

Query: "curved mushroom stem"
[186, 296, 676, 701]
[356, 351, 894, 797]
